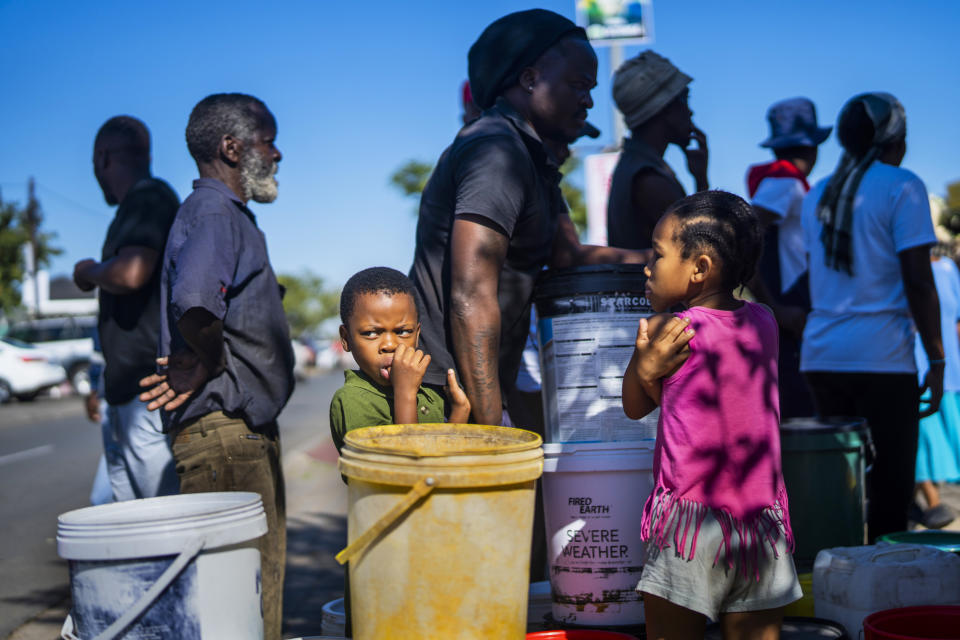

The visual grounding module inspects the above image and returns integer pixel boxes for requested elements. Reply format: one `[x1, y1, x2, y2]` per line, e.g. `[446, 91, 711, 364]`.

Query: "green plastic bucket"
[878, 530, 960, 554]
[780, 417, 871, 572]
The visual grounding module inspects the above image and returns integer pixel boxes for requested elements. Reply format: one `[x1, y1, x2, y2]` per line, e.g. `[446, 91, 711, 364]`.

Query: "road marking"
[0, 444, 54, 467]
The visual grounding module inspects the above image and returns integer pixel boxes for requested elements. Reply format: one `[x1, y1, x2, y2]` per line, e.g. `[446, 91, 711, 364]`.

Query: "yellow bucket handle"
[335, 476, 436, 565]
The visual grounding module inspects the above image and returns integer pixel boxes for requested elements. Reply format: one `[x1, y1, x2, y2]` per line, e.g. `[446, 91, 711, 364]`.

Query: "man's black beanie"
[468, 9, 588, 111]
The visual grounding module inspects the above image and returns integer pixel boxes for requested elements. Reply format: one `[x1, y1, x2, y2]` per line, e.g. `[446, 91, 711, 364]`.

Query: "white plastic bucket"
[57, 492, 267, 640]
[535, 265, 657, 443]
[542, 441, 655, 626]
[813, 543, 960, 638]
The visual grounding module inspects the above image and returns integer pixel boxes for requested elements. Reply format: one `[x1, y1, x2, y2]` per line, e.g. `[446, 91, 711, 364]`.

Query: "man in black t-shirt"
[74, 116, 179, 501]
[410, 9, 648, 426]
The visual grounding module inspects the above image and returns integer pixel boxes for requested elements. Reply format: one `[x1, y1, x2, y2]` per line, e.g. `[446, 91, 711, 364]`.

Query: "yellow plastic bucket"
[337, 423, 543, 640]
[783, 572, 814, 617]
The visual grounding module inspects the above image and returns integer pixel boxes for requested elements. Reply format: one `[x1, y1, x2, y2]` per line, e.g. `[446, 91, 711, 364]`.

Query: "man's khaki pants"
[173, 412, 286, 640]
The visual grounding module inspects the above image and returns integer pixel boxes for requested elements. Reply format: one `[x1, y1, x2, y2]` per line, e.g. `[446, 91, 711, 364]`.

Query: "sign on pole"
[584, 152, 621, 246]
[575, 0, 654, 46]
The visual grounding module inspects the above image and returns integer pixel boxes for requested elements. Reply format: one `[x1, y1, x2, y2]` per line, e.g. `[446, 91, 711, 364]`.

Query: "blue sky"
[1, 0, 958, 290]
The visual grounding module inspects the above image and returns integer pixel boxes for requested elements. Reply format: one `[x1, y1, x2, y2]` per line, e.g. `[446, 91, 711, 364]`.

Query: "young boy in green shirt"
[329, 267, 470, 451]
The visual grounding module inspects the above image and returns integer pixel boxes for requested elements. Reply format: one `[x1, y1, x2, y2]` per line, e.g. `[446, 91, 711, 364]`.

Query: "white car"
[0, 338, 67, 403]
[7, 315, 96, 394]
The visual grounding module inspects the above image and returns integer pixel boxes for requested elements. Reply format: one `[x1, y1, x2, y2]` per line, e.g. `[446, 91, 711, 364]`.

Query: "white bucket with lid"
[542, 440, 655, 626]
[57, 492, 267, 639]
[813, 543, 960, 638]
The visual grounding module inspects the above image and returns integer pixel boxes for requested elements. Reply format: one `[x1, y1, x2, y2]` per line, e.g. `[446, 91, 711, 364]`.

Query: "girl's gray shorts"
[637, 505, 803, 621]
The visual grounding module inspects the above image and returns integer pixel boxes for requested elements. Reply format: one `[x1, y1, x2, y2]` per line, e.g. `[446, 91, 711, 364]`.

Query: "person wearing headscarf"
[606, 50, 708, 250]
[745, 97, 832, 419]
[800, 92, 944, 540]
[410, 8, 650, 431]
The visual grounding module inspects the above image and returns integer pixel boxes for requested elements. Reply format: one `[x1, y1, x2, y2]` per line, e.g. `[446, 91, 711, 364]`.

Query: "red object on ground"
[526, 632, 639, 640]
[863, 605, 960, 639]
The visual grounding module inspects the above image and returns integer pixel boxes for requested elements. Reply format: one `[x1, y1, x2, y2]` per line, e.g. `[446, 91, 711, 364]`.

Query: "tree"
[559, 156, 587, 235]
[0, 185, 61, 316]
[277, 270, 340, 337]
[388, 156, 588, 234]
[389, 160, 433, 215]
[943, 180, 960, 235]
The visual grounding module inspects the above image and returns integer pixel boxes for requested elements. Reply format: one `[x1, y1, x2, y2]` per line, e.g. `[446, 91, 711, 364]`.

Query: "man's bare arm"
[450, 215, 509, 425]
[900, 245, 944, 417]
[73, 246, 159, 295]
[550, 214, 651, 268]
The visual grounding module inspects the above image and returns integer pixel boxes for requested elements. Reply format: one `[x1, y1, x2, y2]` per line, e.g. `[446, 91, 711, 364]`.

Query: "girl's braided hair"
[665, 190, 762, 291]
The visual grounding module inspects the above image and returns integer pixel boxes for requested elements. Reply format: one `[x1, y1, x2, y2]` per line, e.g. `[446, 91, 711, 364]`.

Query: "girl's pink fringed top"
[640, 302, 794, 576]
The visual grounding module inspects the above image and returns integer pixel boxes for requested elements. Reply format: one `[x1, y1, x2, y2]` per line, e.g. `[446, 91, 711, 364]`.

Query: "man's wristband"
[928, 358, 946, 365]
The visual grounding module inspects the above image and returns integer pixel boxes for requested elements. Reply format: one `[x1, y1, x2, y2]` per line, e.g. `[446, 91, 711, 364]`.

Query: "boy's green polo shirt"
[329, 369, 446, 451]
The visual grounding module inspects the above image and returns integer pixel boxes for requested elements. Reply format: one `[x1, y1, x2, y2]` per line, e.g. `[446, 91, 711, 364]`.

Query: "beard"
[239, 148, 279, 203]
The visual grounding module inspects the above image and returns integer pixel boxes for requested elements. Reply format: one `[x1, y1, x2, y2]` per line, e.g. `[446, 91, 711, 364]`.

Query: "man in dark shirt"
[411, 9, 647, 426]
[139, 93, 294, 640]
[74, 116, 179, 501]
[606, 51, 709, 250]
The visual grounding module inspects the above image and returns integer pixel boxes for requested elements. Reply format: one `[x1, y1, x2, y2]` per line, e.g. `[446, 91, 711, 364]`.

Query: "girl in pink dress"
[623, 191, 801, 639]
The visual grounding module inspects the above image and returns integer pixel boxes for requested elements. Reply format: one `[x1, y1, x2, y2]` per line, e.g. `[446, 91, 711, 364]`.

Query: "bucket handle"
[335, 476, 435, 565]
[60, 535, 206, 640]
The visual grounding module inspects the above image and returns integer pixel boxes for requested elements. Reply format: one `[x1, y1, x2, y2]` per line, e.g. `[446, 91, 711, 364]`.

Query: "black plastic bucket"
[533, 265, 653, 443]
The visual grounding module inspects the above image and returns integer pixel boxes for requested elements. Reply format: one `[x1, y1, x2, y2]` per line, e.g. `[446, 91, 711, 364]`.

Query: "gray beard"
[239, 149, 278, 203]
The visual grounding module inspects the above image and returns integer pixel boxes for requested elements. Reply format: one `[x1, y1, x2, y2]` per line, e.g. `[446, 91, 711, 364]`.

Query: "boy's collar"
[344, 369, 393, 398]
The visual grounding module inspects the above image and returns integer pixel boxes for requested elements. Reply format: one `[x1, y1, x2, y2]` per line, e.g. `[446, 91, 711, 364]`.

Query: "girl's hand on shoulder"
[633, 314, 695, 383]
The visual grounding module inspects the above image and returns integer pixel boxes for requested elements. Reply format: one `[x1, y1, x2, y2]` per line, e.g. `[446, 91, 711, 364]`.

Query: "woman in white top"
[800, 92, 944, 541]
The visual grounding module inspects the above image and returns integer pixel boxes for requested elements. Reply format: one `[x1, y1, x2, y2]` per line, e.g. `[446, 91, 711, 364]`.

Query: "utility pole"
[24, 177, 40, 317]
[610, 42, 626, 149]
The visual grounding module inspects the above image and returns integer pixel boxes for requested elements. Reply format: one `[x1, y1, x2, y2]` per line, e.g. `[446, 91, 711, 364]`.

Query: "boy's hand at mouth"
[391, 343, 431, 424]
[445, 368, 471, 424]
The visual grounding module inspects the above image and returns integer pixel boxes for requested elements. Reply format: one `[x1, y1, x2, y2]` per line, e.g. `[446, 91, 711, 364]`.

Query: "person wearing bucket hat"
[800, 92, 944, 540]
[410, 9, 651, 431]
[606, 50, 708, 250]
[744, 97, 831, 419]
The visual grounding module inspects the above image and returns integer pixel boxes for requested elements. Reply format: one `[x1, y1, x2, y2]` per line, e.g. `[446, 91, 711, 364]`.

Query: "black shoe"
[921, 504, 957, 529]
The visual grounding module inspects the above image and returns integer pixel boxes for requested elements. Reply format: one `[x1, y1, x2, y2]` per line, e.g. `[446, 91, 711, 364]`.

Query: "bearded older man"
[139, 93, 295, 640]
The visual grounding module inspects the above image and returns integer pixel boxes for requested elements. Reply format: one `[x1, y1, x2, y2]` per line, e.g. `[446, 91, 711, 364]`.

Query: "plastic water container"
[534, 265, 656, 443]
[864, 605, 960, 639]
[705, 616, 849, 639]
[528, 580, 553, 630]
[813, 544, 960, 638]
[57, 492, 267, 639]
[542, 441, 654, 627]
[321, 597, 346, 636]
[338, 423, 543, 640]
[321, 581, 554, 637]
[780, 417, 870, 572]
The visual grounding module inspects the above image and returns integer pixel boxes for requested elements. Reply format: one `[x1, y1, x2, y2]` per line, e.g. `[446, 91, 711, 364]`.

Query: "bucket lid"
[58, 492, 267, 560]
[780, 417, 866, 434]
[543, 440, 654, 473]
[878, 530, 960, 553]
[543, 441, 655, 455]
[534, 264, 647, 300]
[340, 423, 543, 487]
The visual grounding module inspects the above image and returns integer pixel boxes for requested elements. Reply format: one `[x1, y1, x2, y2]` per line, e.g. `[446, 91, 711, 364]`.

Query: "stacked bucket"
[535, 265, 655, 628]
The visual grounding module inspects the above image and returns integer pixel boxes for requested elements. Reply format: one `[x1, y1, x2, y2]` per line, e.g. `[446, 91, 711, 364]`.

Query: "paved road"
[0, 371, 344, 639]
